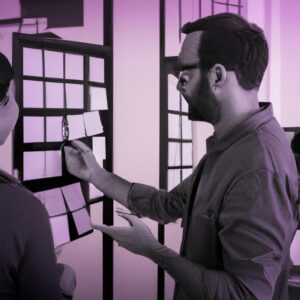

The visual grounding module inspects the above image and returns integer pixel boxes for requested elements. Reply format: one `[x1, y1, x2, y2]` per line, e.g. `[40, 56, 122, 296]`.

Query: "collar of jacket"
[206, 102, 274, 153]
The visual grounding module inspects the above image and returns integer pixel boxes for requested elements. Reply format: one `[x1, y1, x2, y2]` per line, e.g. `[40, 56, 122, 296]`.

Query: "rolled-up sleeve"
[150, 169, 298, 300]
[127, 176, 192, 224]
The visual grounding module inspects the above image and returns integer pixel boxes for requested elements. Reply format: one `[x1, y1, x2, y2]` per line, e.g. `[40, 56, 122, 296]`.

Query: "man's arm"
[64, 140, 191, 223]
[93, 169, 298, 299]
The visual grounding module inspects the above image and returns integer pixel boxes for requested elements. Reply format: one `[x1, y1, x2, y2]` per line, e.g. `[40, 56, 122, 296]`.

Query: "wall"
[0, 0, 160, 299]
[113, 0, 160, 299]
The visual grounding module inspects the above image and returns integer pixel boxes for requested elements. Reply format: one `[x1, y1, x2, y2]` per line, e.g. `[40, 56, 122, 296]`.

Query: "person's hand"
[92, 208, 162, 258]
[64, 140, 100, 182]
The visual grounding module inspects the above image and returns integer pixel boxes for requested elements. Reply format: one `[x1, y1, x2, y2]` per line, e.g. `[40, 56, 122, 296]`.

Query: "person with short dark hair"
[65, 13, 298, 299]
[0, 52, 69, 300]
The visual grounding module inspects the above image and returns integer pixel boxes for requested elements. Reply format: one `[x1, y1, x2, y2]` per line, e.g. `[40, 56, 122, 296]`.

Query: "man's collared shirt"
[128, 103, 299, 299]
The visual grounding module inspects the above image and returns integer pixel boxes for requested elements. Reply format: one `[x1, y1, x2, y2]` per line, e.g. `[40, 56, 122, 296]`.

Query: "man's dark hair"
[182, 13, 269, 90]
[0, 52, 14, 100]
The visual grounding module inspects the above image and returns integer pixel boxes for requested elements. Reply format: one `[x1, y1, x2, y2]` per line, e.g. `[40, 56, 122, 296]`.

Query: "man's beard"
[187, 75, 221, 125]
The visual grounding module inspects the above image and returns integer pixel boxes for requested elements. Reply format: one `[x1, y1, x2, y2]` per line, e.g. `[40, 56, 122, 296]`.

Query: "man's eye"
[179, 76, 188, 86]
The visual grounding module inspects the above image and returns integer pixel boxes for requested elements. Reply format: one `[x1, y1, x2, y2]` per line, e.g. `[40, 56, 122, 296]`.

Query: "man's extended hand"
[92, 209, 162, 258]
[64, 140, 101, 182]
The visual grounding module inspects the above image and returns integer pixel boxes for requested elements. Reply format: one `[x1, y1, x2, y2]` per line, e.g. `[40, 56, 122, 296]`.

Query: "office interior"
[0, 0, 299, 299]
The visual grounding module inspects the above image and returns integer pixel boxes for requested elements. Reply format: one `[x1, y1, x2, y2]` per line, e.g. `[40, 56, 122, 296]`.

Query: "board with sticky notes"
[12, 33, 113, 247]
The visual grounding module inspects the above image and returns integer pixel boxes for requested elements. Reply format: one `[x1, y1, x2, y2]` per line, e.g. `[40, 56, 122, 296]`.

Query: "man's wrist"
[89, 165, 105, 185]
[146, 243, 179, 269]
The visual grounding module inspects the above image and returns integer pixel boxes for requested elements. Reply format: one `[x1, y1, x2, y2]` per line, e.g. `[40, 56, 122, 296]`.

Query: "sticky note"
[44, 50, 63, 78]
[66, 83, 84, 109]
[72, 208, 92, 235]
[46, 151, 62, 178]
[90, 86, 108, 110]
[23, 48, 43, 77]
[50, 215, 70, 247]
[23, 116, 44, 143]
[65, 53, 83, 80]
[35, 188, 66, 217]
[67, 114, 86, 140]
[89, 57, 104, 83]
[23, 151, 45, 181]
[23, 80, 44, 108]
[61, 182, 86, 211]
[46, 116, 63, 142]
[83, 111, 103, 136]
[46, 82, 64, 108]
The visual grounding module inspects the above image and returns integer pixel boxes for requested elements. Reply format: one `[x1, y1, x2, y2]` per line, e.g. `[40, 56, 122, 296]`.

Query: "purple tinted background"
[0, 0, 300, 299]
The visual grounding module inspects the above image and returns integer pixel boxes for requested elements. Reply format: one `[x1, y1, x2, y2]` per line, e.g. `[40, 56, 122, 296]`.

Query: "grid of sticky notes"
[167, 75, 193, 190]
[22, 47, 109, 183]
[34, 182, 92, 247]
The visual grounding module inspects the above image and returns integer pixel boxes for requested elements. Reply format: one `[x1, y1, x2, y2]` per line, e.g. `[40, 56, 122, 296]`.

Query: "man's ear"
[208, 64, 227, 88]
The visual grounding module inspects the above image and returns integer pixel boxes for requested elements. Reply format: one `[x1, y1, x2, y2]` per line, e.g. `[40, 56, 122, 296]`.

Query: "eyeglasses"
[0, 95, 9, 107]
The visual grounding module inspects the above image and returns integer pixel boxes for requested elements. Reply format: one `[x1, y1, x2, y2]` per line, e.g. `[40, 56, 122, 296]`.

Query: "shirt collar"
[206, 102, 274, 153]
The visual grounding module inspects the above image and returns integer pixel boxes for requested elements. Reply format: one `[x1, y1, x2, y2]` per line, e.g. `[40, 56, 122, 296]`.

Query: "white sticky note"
[168, 142, 181, 167]
[46, 151, 62, 178]
[92, 136, 106, 164]
[83, 111, 103, 136]
[65, 53, 83, 80]
[72, 208, 92, 235]
[66, 83, 84, 109]
[44, 50, 64, 78]
[23, 80, 44, 108]
[90, 86, 108, 110]
[182, 168, 193, 181]
[89, 57, 105, 83]
[23, 48, 43, 77]
[50, 215, 70, 247]
[89, 183, 104, 199]
[168, 169, 181, 191]
[23, 151, 45, 181]
[182, 142, 193, 166]
[23, 116, 44, 143]
[168, 74, 180, 111]
[35, 188, 66, 217]
[182, 115, 192, 140]
[67, 114, 86, 140]
[46, 116, 63, 142]
[61, 183, 86, 211]
[46, 82, 64, 108]
[168, 113, 181, 139]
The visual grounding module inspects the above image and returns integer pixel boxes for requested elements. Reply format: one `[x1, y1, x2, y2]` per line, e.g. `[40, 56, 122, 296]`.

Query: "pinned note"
[90, 86, 108, 110]
[44, 50, 64, 78]
[50, 215, 70, 247]
[61, 182, 85, 211]
[23, 116, 44, 143]
[23, 80, 44, 108]
[46, 116, 63, 142]
[66, 84, 84, 109]
[89, 57, 104, 83]
[35, 188, 66, 217]
[72, 208, 92, 235]
[83, 111, 103, 136]
[23, 48, 43, 77]
[67, 114, 86, 140]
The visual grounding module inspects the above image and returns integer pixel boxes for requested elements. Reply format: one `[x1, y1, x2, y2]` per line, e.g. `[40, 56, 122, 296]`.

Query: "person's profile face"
[176, 32, 221, 124]
[0, 80, 19, 145]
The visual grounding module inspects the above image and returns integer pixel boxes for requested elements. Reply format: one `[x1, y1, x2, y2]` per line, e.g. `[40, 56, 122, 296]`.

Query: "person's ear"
[208, 64, 227, 90]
